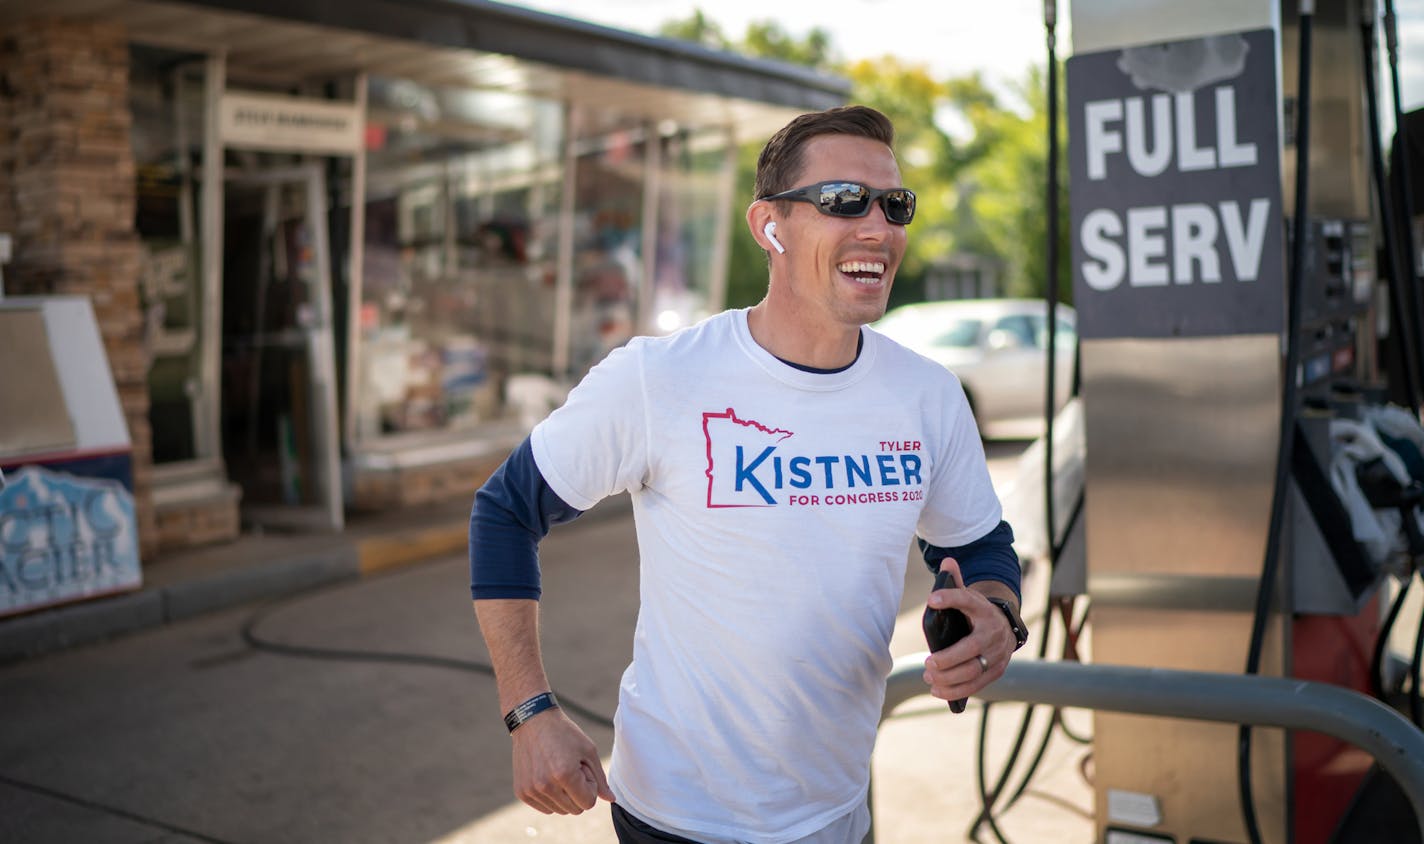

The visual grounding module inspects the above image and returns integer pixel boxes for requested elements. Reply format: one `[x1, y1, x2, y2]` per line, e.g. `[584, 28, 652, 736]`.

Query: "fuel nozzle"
[1356, 456, 1424, 559]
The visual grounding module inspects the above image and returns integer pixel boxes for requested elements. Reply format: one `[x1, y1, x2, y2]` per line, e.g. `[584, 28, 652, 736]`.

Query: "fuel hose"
[1238, 4, 1315, 843]
[1362, 0, 1421, 414]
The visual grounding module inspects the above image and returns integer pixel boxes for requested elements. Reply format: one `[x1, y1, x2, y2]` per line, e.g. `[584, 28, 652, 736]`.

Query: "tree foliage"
[658, 10, 1069, 309]
[956, 66, 1071, 302]
[741, 21, 837, 70]
[656, 10, 727, 49]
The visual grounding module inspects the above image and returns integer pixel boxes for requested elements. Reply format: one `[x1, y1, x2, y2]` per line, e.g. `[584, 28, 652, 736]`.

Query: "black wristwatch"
[986, 597, 1029, 651]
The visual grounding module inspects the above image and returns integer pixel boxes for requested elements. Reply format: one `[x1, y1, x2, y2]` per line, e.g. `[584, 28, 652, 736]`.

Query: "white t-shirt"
[531, 308, 1001, 843]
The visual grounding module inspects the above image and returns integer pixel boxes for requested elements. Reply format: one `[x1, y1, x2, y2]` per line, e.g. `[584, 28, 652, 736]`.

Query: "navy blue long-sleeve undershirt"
[919, 521, 1021, 602]
[468, 438, 1022, 604]
[468, 437, 582, 600]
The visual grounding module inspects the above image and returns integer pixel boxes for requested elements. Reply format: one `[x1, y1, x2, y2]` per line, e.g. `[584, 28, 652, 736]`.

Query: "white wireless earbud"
[764, 221, 786, 254]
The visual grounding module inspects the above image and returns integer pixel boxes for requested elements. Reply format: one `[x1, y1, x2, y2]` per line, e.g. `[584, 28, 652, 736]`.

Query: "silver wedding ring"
[976, 655, 989, 674]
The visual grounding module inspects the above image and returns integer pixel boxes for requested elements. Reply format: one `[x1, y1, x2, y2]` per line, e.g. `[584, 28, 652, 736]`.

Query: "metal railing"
[874, 656, 1424, 841]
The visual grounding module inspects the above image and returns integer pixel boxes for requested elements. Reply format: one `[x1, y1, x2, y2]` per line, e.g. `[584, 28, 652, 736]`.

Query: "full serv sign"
[1067, 29, 1284, 339]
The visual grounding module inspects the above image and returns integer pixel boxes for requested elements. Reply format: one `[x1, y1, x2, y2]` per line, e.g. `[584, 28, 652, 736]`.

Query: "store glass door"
[221, 165, 343, 531]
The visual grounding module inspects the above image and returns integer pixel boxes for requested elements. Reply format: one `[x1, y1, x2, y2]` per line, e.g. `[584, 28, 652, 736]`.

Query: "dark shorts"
[610, 802, 705, 843]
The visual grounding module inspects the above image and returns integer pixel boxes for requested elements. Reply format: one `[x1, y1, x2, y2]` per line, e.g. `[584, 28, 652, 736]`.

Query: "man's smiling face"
[771, 133, 908, 330]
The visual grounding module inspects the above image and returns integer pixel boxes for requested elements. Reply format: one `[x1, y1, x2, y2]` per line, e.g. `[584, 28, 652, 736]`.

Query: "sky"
[514, 0, 1059, 91]
[510, 0, 1424, 114]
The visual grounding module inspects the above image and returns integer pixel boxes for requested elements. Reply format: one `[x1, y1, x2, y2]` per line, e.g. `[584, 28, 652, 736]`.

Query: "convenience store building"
[0, 0, 846, 556]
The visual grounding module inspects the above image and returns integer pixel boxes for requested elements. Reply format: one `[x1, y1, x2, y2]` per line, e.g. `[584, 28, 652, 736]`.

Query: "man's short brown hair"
[754, 105, 896, 201]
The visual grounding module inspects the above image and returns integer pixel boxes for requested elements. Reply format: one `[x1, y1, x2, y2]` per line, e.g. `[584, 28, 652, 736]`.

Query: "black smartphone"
[922, 568, 973, 713]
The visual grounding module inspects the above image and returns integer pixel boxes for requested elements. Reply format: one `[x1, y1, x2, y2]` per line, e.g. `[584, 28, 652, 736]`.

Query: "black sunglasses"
[760, 181, 917, 225]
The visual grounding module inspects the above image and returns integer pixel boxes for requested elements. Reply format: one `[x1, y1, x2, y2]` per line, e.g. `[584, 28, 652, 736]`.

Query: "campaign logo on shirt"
[702, 408, 924, 509]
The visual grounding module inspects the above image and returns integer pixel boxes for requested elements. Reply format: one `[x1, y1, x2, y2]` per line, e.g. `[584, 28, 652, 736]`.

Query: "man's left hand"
[921, 559, 1018, 704]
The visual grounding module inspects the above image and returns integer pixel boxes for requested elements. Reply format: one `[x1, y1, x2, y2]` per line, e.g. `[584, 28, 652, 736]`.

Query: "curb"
[358, 524, 468, 575]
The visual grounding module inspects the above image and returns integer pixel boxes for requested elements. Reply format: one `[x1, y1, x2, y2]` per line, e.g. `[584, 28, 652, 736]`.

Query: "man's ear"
[746, 201, 780, 256]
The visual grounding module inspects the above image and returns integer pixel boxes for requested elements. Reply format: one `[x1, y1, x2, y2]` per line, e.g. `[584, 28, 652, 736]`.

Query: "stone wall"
[0, 19, 157, 557]
[155, 490, 242, 550]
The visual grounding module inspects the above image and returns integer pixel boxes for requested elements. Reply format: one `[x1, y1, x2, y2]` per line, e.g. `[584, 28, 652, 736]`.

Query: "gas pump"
[1065, 1, 1423, 842]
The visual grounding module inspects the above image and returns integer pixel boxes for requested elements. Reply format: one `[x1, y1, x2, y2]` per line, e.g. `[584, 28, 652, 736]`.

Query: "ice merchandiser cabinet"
[0, 297, 142, 618]
[1068, 1, 1390, 843]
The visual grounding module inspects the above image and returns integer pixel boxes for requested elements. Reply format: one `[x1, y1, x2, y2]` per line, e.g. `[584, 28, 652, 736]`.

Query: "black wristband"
[987, 597, 1029, 651]
[504, 692, 559, 733]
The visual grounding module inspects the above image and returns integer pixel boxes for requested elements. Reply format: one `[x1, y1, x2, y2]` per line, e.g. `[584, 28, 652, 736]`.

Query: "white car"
[872, 299, 1077, 439]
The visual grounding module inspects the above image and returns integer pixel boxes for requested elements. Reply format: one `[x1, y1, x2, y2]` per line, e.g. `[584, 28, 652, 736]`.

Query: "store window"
[650, 127, 729, 336]
[568, 118, 648, 377]
[358, 79, 563, 439]
[131, 46, 208, 464]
